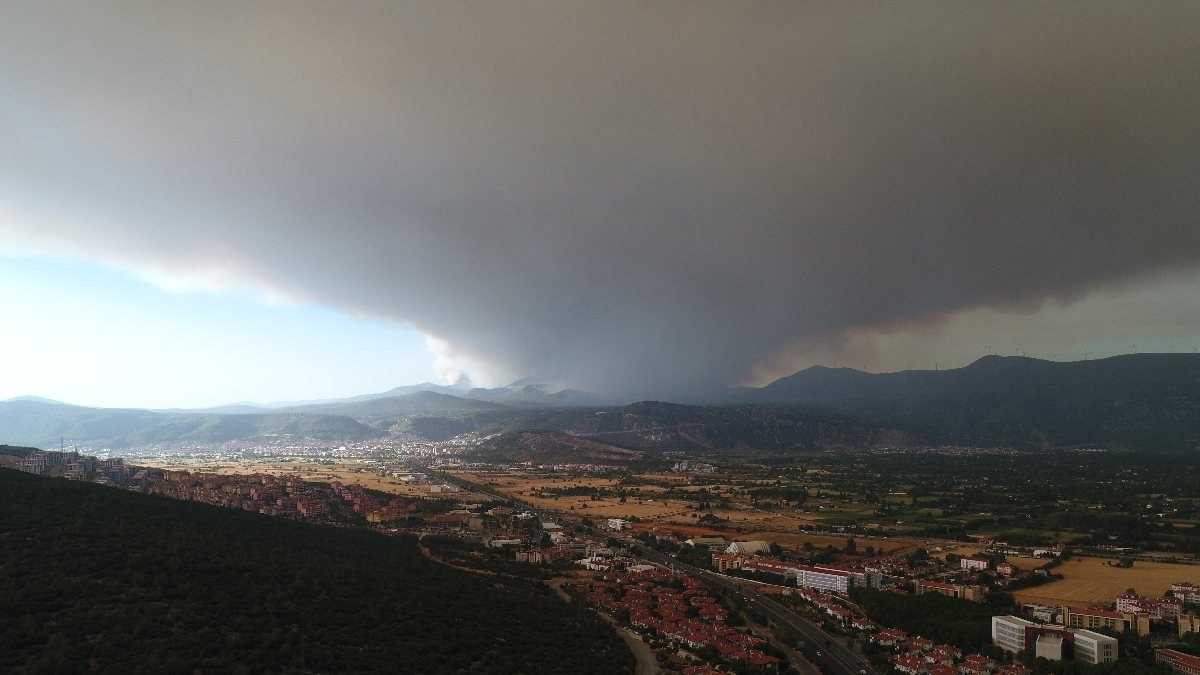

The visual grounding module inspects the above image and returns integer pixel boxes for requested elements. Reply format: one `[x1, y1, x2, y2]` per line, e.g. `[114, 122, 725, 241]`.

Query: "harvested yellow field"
[450, 470, 689, 519]
[755, 531, 923, 555]
[453, 469, 844, 535]
[1012, 556, 1198, 607]
[155, 459, 437, 498]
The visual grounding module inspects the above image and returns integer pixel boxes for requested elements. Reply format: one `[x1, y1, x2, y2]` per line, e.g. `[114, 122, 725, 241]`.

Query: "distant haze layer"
[2, 2, 1199, 398]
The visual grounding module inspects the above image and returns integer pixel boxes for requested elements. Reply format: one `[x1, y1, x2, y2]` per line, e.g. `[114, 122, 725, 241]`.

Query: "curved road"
[633, 546, 877, 675]
[548, 578, 660, 675]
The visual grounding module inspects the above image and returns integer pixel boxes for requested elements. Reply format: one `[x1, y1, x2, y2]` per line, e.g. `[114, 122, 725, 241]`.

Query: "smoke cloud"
[2, 2, 1199, 397]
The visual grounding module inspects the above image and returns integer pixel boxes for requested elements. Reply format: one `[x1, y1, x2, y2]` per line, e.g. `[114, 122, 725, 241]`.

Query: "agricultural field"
[753, 531, 924, 557]
[157, 458, 445, 499]
[1012, 556, 1199, 607]
[453, 448, 1200, 568]
[448, 469, 703, 520]
[450, 467, 826, 529]
[450, 467, 926, 558]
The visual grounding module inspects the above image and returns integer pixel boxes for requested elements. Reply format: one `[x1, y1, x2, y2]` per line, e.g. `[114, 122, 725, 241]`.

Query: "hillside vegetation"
[0, 469, 632, 674]
[468, 429, 647, 465]
[0, 400, 380, 448]
[0, 444, 38, 457]
[748, 354, 1200, 450]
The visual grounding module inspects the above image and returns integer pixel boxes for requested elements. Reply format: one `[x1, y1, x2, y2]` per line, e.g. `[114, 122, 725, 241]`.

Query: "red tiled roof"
[1069, 606, 1124, 619]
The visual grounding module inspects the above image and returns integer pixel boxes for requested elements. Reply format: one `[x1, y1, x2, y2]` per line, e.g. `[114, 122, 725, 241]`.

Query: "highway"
[446, 478, 880, 675]
[633, 546, 878, 675]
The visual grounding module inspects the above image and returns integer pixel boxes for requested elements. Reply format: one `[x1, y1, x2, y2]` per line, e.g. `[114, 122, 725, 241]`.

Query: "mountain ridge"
[3, 354, 1197, 452]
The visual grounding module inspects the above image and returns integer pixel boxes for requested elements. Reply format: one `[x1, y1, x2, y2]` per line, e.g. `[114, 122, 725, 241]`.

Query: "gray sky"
[2, 1, 1199, 401]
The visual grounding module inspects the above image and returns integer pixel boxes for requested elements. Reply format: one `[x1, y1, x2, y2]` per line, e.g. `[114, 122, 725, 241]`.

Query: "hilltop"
[0, 469, 632, 674]
[0, 399, 380, 448]
[467, 429, 647, 465]
[276, 390, 510, 419]
[744, 354, 1200, 450]
[3, 354, 1197, 453]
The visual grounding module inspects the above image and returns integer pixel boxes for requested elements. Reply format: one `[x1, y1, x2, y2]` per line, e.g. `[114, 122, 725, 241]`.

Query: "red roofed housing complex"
[1064, 606, 1128, 632]
[1116, 592, 1183, 621]
[1158, 649, 1200, 675]
[1172, 582, 1200, 605]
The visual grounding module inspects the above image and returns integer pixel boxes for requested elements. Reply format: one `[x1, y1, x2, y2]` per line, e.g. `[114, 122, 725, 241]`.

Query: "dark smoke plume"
[1, 2, 1198, 396]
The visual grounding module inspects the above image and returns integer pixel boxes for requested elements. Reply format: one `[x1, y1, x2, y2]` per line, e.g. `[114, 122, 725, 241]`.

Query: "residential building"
[1158, 649, 1200, 675]
[740, 557, 800, 580]
[961, 556, 991, 571]
[796, 565, 851, 595]
[1172, 582, 1200, 605]
[1117, 592, 1183, 621]
[1064, 606, 1128, 632]
[913, 579, 984, 601]
[992, 616, 1035, 653]
[1180, 614, 1200, 638]
[915, 579, 958, 598]
[711, 554, 742, 573]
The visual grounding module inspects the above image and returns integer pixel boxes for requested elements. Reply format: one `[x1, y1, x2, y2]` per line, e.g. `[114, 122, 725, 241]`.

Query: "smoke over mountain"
[2, 2, 1199, 396]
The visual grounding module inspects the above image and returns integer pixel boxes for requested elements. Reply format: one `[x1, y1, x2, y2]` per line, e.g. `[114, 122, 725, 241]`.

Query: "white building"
[607, 518, 631, 531]
[992, 616, 1035, 653]
[1117, 593, 1183, 621]
[796, 565, 851, 595]
[961, 556, 991, 571]
[1073, 629, 1118, 665]
[1036, 634, 1064, 661]
[726, 540, 771, 556]
[1172, 582, 1200, 605]
[992, 616, 1117, 665]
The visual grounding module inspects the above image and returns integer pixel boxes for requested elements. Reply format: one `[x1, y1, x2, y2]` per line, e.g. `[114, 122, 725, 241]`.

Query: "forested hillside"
[0, 470, 632, 674]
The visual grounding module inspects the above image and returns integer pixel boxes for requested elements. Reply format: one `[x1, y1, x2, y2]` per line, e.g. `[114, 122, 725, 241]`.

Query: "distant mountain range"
[3, 354, 1198, 452]
[148, 379, 605, 413]
[737, 353, 1200, 450]
[0, 399, 381, 449]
